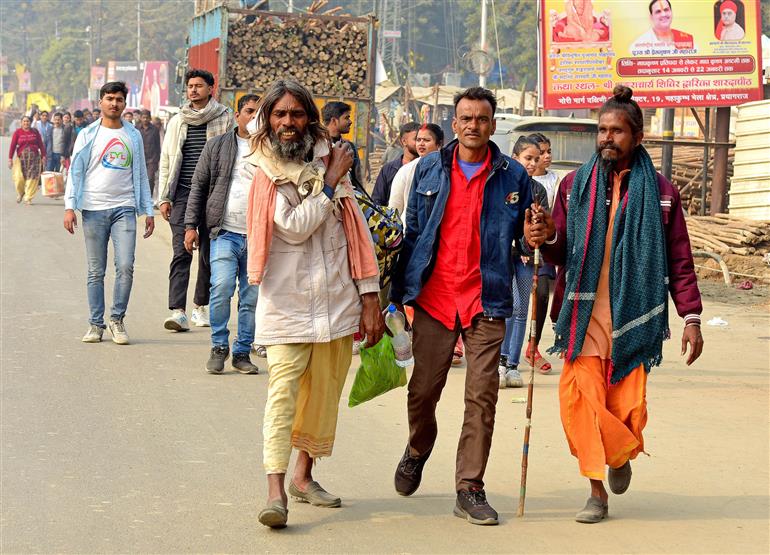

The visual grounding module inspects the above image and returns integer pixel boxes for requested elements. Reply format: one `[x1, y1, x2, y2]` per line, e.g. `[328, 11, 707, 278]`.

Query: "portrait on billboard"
[550, 0, 611, 43]
[140, 62, 170, 116]
[630, 0, 695, 54]
[714, 0, 745, 40]
[539, 0, 763, 109]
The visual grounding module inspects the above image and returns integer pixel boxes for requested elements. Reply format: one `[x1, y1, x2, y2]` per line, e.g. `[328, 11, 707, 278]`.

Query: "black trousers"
[168, 186, 210, 311]
[146, 162, 158, 196]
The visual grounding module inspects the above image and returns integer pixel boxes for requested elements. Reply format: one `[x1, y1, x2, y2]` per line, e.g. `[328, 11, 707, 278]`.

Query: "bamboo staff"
[518, 246, 541, 517]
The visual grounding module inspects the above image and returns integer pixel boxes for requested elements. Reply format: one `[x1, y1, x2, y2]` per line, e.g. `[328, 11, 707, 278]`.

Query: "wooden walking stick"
[518, 245, 541, 517]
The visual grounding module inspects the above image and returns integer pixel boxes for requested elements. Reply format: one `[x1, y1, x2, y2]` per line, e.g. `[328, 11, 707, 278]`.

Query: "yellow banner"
[540, 0, 763, 109]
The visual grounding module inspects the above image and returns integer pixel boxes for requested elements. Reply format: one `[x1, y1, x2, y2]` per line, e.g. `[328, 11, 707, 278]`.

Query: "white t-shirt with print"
[221, 135, 253, 235]
[81, 125, 135, 211]
[532, 170, 559, 209]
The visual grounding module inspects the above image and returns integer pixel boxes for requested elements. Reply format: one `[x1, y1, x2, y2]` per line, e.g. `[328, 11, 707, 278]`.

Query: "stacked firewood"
[686, 214, 770, 256]
[367, 145, 386, 190]
[225, 6, 369, 98]
[648, 145, 734, 215]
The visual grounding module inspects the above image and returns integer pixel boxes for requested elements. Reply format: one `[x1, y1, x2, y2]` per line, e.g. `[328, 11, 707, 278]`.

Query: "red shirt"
[416, 146, 491, 330]
[8, 128, 46, 160]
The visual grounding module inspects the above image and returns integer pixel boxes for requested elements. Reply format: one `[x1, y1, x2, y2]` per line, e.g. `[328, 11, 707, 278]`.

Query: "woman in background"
[526, 132, 562, 374]
[499, 136, 549, 388]
[8, 115, 46, 205]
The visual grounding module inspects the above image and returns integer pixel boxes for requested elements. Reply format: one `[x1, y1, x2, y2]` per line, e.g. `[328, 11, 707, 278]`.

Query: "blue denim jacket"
[65, 119, 154, 216]
[389, 139, 534, 320]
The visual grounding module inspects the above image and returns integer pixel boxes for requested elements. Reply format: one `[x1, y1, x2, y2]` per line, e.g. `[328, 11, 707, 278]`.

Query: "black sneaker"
[206, 346, 230, 374]
[232, 353, 259, 374]
[394, 445, 432, 496]
[453, 488, 499, 525]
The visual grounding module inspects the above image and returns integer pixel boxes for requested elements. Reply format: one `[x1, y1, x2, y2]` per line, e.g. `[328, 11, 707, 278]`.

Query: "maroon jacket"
[543, 169, 702, 326]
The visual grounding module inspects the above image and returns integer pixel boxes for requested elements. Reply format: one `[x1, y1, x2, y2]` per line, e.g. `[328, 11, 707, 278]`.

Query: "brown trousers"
[407, 305, 505, 491]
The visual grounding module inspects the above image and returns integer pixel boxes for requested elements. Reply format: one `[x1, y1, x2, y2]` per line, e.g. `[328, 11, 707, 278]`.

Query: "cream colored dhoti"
[262, 336, 353, 474]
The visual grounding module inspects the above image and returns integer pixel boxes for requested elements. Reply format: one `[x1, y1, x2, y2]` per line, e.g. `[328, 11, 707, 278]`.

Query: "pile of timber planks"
[648, 145, 734, 215]
[686, 213, 770, 256]
[366, 145, 386, 190]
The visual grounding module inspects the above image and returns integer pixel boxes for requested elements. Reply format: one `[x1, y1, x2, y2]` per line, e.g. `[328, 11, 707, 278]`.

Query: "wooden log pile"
[225, 5, 369, 98]
[367, 145, 386, 190]
[686, 213, 770, 256]
[648, 145, 734, 215]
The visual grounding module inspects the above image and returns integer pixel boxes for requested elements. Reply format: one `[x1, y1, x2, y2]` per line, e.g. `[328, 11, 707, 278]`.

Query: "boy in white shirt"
[63, 81, 155, 345]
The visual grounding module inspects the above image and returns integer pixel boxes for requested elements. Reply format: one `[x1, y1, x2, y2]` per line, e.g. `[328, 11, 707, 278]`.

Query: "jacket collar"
[440, 139, 507, 174]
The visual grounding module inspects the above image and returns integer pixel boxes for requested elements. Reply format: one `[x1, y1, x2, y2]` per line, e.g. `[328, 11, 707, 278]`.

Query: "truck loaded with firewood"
[185, 1, 377, 165]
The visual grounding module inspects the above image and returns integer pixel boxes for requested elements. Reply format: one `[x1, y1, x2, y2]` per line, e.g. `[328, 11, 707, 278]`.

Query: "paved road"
[1, 139, 768, 553]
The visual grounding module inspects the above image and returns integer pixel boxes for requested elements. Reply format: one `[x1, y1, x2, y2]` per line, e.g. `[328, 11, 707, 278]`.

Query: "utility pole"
[660, 108, 675, 179]
[710, 107, 731, 214]
[136, 1, 141, 63]
[378, 0, 402, 84]
[479, 0, 488, 87]
[97, 0, 103, 65]
[0, 2, 4, 100]
[0, 25, 4, 101]
[87, 25, 94, 103]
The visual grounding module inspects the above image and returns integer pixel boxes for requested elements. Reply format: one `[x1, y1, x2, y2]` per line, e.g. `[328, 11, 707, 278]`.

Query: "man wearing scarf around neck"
[245, 79, 384, 529]
[529, 85, 704, 524]
[158, 68, 234, 332]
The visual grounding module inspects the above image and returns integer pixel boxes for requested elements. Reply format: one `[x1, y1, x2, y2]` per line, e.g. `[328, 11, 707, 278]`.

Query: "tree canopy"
[0, 0, 193, 104]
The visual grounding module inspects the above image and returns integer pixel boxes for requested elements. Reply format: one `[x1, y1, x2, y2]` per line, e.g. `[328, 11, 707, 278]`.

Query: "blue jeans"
[46, 153, 62, 172]
[501, 257, 534, 367]
[209, 231, 258, 354]
[81, 206, 137, 328]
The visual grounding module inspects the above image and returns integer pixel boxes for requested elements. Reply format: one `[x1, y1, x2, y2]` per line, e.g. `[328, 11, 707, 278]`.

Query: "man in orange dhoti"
[528, 85, 704, 523]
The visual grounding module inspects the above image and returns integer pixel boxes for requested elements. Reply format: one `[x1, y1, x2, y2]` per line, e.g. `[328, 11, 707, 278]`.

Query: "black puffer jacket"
[184, 128, 241, 239]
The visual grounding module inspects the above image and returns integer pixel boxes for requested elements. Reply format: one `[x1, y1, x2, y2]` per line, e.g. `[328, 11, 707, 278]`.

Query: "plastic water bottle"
[385, 304, 414, 368]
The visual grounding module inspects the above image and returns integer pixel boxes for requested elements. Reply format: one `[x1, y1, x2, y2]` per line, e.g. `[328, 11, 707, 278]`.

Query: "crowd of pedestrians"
[54, 72, 704, 531]
[7, 102, 166, 205]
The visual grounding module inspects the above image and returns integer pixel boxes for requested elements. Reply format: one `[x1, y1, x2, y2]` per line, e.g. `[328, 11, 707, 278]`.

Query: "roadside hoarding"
[539, 0, 763, 109]
[107, 61, 143, 108]
[90, 66, 106, 90]
[139, 61, 170, 116]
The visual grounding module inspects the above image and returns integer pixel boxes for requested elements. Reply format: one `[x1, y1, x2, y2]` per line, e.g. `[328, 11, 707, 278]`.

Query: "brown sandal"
[527, 349, 552, 374]
[452, 350, 463, 366]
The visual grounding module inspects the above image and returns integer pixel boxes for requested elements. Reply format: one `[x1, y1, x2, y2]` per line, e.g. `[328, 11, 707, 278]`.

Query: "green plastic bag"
[348, 334, 407, 407]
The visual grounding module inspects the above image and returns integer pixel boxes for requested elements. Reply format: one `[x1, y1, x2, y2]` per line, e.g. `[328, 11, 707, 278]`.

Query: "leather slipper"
[289, 480, 341, 508]
[608, 460, 632, 495]
[258, 500, 288, 528]
[575, 496, 608, 524]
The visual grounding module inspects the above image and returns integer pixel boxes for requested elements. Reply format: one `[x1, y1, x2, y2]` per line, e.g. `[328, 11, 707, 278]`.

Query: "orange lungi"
[559, 356, 648, 480]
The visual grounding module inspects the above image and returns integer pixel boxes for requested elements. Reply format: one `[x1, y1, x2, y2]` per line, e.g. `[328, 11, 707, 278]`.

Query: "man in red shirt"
[390, 87, 538, 525]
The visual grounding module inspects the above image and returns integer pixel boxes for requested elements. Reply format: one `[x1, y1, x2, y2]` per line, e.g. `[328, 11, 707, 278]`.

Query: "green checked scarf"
[549, 147, 669, 384]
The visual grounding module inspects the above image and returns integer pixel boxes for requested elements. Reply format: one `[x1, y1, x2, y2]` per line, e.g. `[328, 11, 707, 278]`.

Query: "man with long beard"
[245, 80, 385, 529]
[531, 85, 704, 523]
